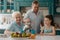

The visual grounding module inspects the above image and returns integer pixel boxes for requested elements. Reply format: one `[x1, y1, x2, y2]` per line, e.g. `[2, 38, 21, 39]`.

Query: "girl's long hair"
[45, 15, 54, 26]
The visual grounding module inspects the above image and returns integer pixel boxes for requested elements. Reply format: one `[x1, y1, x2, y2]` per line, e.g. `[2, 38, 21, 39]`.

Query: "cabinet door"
[6, 0, 14, 13]
[55, 0, 60, 14]
[0, 0, 4, 13]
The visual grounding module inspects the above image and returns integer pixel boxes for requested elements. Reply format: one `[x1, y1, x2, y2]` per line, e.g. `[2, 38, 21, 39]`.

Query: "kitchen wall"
[0, 7, 49, 25]
[39, 7, 49, 16]
[54, 15, 60, 29]
[22, 7, 49, 17]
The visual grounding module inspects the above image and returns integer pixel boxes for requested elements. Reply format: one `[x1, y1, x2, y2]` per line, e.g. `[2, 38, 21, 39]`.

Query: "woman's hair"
[12, 11, 22, 21]
[45, 15, 54, 26]
[12, 11, 22, 18]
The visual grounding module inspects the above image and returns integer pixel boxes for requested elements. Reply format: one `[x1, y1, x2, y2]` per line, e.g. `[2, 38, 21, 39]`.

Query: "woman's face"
[14, 14, 21, 23]
[44, 18, 51, 26]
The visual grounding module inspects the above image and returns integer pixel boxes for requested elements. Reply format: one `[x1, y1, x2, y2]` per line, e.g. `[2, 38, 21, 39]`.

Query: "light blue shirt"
[44, 26, 52, 33]
[7, 21, 24, 33]
[24, 9, 43, 33]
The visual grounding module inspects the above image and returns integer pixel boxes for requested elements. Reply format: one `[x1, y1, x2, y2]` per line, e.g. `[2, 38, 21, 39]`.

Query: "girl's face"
[44, 18, 51, 26]
[24, 18, 31, 26]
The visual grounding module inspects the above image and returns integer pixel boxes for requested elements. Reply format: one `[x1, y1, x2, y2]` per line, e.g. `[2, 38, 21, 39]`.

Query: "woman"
[40, 15, 55, 36]
[4, 11, 24, 35]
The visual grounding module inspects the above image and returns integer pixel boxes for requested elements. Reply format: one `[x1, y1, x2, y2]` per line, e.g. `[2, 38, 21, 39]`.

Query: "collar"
[31, 9, 40, 15]
[14, 21, 22, 26]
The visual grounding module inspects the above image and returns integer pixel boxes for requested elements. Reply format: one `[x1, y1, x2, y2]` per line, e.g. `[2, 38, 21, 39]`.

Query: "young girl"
[23, 18, 31, 31]
[40, 15, 55, 36]
[23, 18, 35, 34]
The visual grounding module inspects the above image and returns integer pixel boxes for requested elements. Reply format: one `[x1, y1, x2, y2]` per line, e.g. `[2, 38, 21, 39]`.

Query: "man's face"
[14, 14, 21, 23]
[32, 4, 39, 13]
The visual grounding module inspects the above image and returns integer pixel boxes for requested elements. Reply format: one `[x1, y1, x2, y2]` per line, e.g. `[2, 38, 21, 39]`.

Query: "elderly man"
[24, 1, 43, 33]
[4, 11, 24, 34]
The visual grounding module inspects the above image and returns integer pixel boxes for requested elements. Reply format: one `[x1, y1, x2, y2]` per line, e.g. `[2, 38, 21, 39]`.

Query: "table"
[0, 34, 60, 40]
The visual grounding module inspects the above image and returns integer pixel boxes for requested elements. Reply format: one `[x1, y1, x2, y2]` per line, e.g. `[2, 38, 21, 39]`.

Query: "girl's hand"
[40, 32, 44, 36]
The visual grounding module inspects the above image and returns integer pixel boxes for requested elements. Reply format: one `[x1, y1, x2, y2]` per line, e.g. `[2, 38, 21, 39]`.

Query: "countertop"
[0, 34, 60, 40]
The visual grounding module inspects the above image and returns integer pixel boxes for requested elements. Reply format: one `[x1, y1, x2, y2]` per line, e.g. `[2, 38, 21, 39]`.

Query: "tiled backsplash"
[0, 14, 13, 24]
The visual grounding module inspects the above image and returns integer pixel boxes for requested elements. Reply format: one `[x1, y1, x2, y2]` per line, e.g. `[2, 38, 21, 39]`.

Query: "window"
[0, 0, 4, 13]
[0, 0, 14, 13]
[6, 0, 14, 13]
[55, 0, 60, 7]
[55, 0, 60, 13]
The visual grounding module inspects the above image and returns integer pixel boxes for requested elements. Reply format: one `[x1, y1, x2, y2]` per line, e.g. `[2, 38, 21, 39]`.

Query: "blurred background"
[0, 0, 60, 35]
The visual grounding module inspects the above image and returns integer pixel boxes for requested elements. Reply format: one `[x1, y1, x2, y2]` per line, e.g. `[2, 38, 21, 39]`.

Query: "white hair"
[12, 11, 21, 18]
